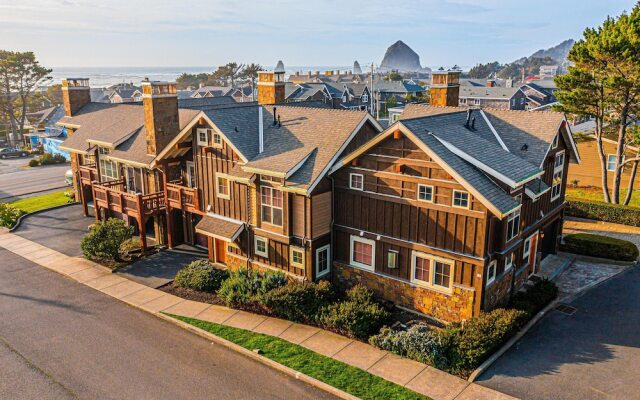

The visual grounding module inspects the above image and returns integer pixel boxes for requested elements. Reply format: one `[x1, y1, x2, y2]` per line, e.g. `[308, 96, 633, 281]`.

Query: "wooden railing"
[93, 179, 165, 217]
[166, 182, 200, 214]
[78, 164, 98, 185]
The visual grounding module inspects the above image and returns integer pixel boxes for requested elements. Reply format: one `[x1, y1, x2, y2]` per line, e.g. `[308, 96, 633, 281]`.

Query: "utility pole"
[370, 63, 374, 115]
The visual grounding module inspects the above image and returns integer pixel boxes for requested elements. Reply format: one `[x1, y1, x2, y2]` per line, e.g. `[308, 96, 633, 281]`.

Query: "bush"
[119, 237, 142, 260]
[511, 279, 558, 316]
[80, 218, 134, 261]
[561, 233, 639, 261]
[38, 153, 67, 165]
[28, 159, 40, 167]
[174, 260, 229, 292]
[0, 203, 26, 228]
[319, 285, 390, 340]
[217, 268, 287, 306]
[566, 199, 640, 227]
[260, 280, 335, 323]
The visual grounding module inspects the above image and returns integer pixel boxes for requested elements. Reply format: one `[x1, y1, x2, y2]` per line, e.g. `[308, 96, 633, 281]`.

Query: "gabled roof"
[459, 86, 520, 100]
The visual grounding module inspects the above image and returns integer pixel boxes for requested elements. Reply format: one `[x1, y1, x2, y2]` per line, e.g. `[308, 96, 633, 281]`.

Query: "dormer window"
[197, 128, 208, 146]
[362, 94, 368, 103]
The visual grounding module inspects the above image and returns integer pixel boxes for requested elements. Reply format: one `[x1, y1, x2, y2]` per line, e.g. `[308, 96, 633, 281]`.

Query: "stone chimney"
[61, 78, 91, 117]
[429, 69, 461, 107]
[142, 81, 179, 156]
[257, 60, 286, 105]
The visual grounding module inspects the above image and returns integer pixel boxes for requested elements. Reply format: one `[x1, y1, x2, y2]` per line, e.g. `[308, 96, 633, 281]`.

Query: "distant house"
[284, 82, 371, 111]
[539, 65, 559, 79]
[109, 87, 143, 103]
[191, 85, 254, 102]
[370, 80, 427, 110]
[458, 86, 527, 110]
[520, 82, 557, 110]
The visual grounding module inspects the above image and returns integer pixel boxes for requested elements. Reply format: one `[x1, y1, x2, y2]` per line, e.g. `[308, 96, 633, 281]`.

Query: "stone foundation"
[333, 262, 475, 323]
[484, 271, 513, 311]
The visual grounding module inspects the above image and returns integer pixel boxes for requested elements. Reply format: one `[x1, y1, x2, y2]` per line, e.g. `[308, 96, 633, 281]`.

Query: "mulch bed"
[159, 282, 226, 305]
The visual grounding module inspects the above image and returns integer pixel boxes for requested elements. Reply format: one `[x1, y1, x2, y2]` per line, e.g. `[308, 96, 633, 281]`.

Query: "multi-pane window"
[452, 190, 469, 208]
[99, 158, 118, 180]
[607, 154, 616, 171]
[213, 133, 222, 148]
[505, 253, 514, 271]
[362, 94, 368, 103]
[417, 184, 434, 202]
[350, 236, 375, 270]
[506, 209, 521, 241]
[349, 173, 364, 190]
[217, 175, 230, 199]
[316, 245, 330, 277]
[411, 252, 454, 292]
[433, 261, 451, 288]
[261, 186, 283, 226]
[254, 236, 268, 258]
[486, 261, 497, 285]
[290, 247, 305, 268]
[197, 128, 208, 146]
[413, 255, 430, 282]
[523, 236, 532, 260]
[551, 150, 565, 201]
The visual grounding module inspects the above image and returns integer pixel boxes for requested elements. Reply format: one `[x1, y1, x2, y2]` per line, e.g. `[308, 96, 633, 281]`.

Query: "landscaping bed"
[566, 197, 640, 227]
[160, 282, 226, 305]
[561, 233, 639, 261]
[0, 190, 75, 228]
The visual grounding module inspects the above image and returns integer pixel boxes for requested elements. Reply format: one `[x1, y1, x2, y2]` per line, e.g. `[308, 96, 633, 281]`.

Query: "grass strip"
[10, 190, 70, 213]
[167, 314, 428, 400]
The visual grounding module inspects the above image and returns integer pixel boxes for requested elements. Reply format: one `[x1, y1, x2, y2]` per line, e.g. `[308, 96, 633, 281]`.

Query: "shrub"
[119, 237, 142, 260]
[174, 259, 229, 292]
[369, 324, 452, 369]
[38, 153, 67, 165]
[561, 233, 639, 261]
[64, 190, 75, 201]
[0, 203, 26, 228]
[511, 279, 558, 316]
[217, 268, 287, 306]
[80, 218, 134, 261]
[319, 285, 390, 340]
[28, 159, 40, 167]
[566, 199, 640, 227]
[260, 280, 335, 323]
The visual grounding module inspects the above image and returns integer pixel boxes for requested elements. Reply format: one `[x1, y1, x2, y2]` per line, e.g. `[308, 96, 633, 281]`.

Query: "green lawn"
[10, 190, 71, 213]
[167, 314, 428, 400]
[566, 187, 640, 208]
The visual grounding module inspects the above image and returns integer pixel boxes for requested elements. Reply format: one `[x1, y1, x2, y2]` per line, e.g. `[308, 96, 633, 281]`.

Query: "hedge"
[561, 233, 639, 261]
[566, 199, 640, 227]
[174, 260, 229, 292]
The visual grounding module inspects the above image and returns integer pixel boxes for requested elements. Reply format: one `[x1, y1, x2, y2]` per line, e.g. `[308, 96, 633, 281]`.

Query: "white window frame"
[551, 134, 559, 149]
[387, 250, 398, 269]
[350, 235, 376, 271]
[216, 173, 231, 200]
[523, 236, 532, 260]
[349, 173, 364, 191]
[362, 94, 368, 103]
[197, 128, 209, 146]
[410, 251, 455, 293]
[290, 246, 305, 269]
[551, 150, 565, 201]
[212, 132, 223, 148]
[315, 245, 331, 278]
[254, 236, 268, 258]
[186, 161, 196, 188]
[473, 98, 481, 105]
[486, 260, 497, 286]
[260, 186, 283, 226]
[99, 158, 118, 181]
[506, 209, 521, 242]
[417, 184, 434, 203]
[607, 154, 616, 171]
[452, 190, 470, 209]
[505, 253, 514, 272]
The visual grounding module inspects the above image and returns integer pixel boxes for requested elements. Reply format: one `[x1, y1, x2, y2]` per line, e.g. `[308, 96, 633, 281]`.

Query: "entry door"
[528, 234, 539, 277]
[215, 239, 227, 264]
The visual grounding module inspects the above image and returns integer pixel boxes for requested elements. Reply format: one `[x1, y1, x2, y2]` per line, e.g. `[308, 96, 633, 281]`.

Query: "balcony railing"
[79, 164, 98, 185]
[166, 182, 200, 214]
[93, 179, 165, 218]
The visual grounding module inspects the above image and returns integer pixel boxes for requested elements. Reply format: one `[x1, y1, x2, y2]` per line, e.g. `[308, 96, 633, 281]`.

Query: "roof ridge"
[272, 105, 367, 114]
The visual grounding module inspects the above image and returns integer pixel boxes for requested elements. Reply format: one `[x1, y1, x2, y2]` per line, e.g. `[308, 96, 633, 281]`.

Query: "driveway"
[478, 266, 640, 400]
[13, 204, 92, 257]
[0, 156, 69, 201]
[0, 247, 335, 399]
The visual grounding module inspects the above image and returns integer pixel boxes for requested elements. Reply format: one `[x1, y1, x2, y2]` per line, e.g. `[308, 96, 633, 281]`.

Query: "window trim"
[410, 251, 455, 293]
[315, 245, 330, 278]
[452, 189, 470, 209]
[506, 209, 521, 242]
[212, 132, 223, 148]
[290, 246, 305, 269]
[349, 235, 375, 271]
[551, 150, 565, 201]
[417, 184, 434, 203]
[504, 252, 514, 272]
[216, 173, 231, 200]
[349, 173, 364, 191]
[486, 260, 497, 286]
[254, 236, 268, 258]
[607, 154, 616, 172]
[387, 250, 399, 269]
[523, 237, 531, 260]
[260, 186, 283, 227]
[196, 128, 209, 146]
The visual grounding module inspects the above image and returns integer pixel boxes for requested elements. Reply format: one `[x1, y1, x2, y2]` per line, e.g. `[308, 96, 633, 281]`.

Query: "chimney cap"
[274, 60, 285, 74]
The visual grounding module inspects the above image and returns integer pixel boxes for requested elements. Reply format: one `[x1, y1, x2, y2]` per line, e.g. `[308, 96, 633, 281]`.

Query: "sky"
[0, 0, 635, 69]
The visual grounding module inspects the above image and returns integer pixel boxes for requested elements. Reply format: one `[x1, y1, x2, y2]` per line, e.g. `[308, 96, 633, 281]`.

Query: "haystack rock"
[353, 60, 363, 74]
[380, 40, 422, 71]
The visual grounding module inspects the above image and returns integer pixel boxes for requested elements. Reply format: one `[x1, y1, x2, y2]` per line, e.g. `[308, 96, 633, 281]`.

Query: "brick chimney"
[257, 60, 286, 105]
[487, 79, 496, 87]
[429, 69, 461, 107]
[61, 78, 91, 117]
[142, 81, 179, 156]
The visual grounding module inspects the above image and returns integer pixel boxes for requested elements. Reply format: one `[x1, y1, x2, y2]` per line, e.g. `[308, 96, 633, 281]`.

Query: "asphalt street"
[0, 247, 336, 400]
[0, 156, 70, 200]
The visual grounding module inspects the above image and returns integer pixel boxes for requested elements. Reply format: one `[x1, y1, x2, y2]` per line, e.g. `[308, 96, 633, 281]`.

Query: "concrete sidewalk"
[0, 232, 516, 400]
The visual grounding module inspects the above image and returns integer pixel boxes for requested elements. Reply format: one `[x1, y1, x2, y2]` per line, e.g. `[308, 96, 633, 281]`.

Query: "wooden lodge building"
[60, 66, 579, 324]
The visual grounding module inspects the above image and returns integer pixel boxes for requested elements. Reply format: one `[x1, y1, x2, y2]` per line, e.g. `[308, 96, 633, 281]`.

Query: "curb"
[9, 202, 79, 232]
[153, 312, 360, 400]
[467, 298, 560, 382]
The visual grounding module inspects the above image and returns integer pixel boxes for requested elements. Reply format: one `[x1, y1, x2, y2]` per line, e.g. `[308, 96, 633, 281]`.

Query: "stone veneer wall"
[333, 262, 475, 323]
[484, 271, 513, 311]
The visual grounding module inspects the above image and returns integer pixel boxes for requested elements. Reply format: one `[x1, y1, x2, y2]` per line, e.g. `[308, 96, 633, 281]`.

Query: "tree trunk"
[624, 158, 638, 205]
[595, 117, 612, 203]
[612, 103, 629, 204]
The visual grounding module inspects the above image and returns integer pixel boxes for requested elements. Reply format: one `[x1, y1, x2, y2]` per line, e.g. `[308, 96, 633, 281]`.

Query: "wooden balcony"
[79, 164, 98, 186]
[166, 182, 201, 214]
[93, 179, 166, 218]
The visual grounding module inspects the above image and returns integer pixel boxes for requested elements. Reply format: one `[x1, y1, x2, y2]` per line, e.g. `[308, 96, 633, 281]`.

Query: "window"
[551, 134, 559, 149]
[290, 247, 305, 268]
[607, 154, 618, 172]
[212, 133, 223, 148]
[98, 147, 110, 155]
[362, 94, 368, 103]
[506, 209, 521, 241]
[261, 186, 283, 226]
[511, 99, 516, 107]
[459, 98, 467, 104]
[342, 95, 347, 102]
[387, 250, 398, 269]
[551, 150, 565, 201]
[417, 184, 434, 203]
[186, 161, 196, 188]
[473, 99, 481, 105]
[254, 236, 268, 258]
[216, 175, 230, 199]
[349, 173, 364, 190]
[523, 236, 532, 260]
[350, 236, 375, 271]
[316, 245, 330, 277]
[99, 158, 118, 181]
[452, 190, 470, 209]
[197, 128, 208, 146]
[486, 261, 497, 286]
[411, 251, 454, 292]
[505, 253, 514, 271]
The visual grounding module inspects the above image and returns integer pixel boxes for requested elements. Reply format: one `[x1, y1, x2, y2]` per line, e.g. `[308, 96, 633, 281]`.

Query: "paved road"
[478, 266, 640, 400]
[0, 248, 335, 400]
[0, 156, 70, 200]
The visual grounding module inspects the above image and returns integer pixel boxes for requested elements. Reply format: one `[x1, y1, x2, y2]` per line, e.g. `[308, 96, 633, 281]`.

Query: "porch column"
[138, 216, 147, 252]
[81, 185, 89, 217]
[166, 207, 174, 249]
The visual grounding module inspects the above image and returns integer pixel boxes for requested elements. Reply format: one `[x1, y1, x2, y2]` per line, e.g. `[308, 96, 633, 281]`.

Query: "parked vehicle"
[65, 169, 73, 186]
[0, 147, 28, 159]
